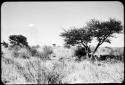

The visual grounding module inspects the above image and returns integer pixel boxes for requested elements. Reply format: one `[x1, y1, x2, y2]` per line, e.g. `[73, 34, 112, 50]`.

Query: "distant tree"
[9, 34, 29, 47]
[60, 27, 93, 59]
[87, 18, 123, 55]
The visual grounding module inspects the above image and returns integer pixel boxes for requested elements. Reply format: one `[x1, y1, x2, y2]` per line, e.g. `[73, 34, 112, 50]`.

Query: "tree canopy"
[87, 18, 123, 54]
[60, 27, 93, 59]
[9, 34, 29, 47]
[60, 18, 123, 59]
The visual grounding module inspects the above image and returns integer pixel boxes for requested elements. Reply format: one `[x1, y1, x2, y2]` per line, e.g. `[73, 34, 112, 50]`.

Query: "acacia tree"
[9, 34, 29, 47]
[60, 18, 123, 60]
[60, 27, 93, 59]
[87, 18, 123, 55]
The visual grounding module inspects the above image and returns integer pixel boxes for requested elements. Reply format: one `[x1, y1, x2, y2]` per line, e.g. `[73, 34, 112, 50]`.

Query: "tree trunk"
[81, 42, 91, 60]
[92, 43, 100, 55]
[85, 46, 90, 60]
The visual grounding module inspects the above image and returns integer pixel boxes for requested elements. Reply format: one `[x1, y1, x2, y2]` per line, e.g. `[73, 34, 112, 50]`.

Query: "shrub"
[35, 62, 64, 84]
[109, 47, 124, 62]
[29, 45, 42, 56]
[47, 71, 62, 84]
[13, 51, 19, 58]
[41, 46, 53, 60]
[1, 41, 8, 48]
[98, 54, 124, 63]
[114, 55, 123, 62]
[21, 53, 30, 59]
[74, 47, 86, 61]
[15, 47, 32, 59]
[8, 45, 21, 51]
[30, 47, 39, 56]
[98, 55, 111, 61]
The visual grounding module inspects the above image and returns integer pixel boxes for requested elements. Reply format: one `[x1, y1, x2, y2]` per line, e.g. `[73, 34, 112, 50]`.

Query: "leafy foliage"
[74, 47, 86, 61]
[60, 28, 93, 46]
[87, 18, 123, 54]
[9, 34, 29, 47]
[60, 27, 93, 59]
[60, 18, 123, 60]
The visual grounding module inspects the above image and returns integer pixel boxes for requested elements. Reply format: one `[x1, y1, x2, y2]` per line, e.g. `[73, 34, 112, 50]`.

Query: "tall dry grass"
[1, 45, 124, 84]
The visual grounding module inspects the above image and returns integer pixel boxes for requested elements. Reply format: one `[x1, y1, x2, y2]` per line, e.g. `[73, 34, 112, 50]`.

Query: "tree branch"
[100, 34, 110, 45]
[93, 33, 110, 55]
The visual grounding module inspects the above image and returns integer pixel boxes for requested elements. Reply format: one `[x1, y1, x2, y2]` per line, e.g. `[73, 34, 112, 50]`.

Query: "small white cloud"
[28, 24, 35, 27]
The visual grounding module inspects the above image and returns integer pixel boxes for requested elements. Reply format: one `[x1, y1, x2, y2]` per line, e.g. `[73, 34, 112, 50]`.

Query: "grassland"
[1, 45, 124, 84]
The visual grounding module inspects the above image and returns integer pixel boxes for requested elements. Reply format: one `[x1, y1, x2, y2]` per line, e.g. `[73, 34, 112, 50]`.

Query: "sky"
[1, 1, 124, 47]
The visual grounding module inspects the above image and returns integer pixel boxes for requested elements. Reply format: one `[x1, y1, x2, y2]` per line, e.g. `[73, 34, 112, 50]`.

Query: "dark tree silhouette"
[9, 34, 29, 47]
[74, 46, 86, 60]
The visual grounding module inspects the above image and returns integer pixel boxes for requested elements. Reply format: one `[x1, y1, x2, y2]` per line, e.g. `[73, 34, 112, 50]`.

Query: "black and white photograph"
[1, 1, 124, 84]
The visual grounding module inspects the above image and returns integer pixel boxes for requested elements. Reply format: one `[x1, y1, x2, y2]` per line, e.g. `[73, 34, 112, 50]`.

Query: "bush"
[99, 55, 114, 61]
[29, 47, 39, 56]
[21, 53, 30, 59]
[114, 55, 123, 62]
[1, 41, 8, 48]
[41, 46, 53, 60]
[13, 51, 19, 58]
[109, 47, 124, 62]
[47, 71, 62, 84]
[35, 61, 64, 84]
[98, 54, 124, 63]
[12, 47, 31, 59]
[74, 47, 86, 61]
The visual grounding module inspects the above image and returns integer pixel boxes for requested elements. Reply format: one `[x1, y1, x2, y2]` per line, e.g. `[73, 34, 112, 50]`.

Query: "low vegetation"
[1, 18, 124, 84]
[1, 43, 124, 84]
